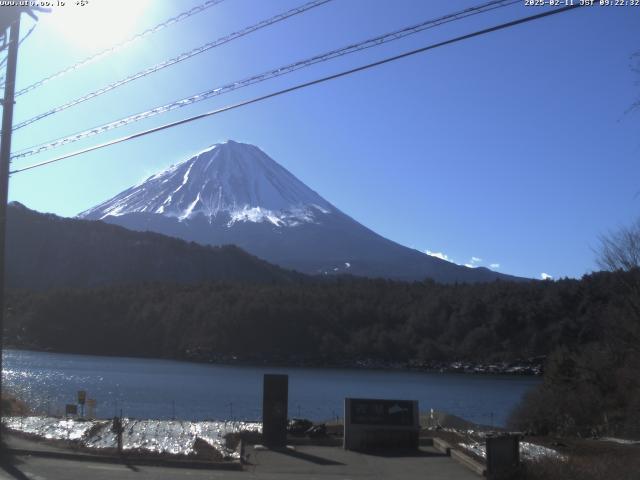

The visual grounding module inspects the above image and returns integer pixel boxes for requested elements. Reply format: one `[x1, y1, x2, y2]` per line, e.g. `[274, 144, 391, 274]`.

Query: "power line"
[10, 3, 582, 175]
[12, 0, 226, 97]
[12, 0, 519, 160]
[12, 0, 333, 131]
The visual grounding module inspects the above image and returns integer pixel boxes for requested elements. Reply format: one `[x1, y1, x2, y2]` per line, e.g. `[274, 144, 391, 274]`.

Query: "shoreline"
[3, 346, 544, 376]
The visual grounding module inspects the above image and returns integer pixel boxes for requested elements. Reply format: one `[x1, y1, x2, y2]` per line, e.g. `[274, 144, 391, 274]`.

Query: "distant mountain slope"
[6, 202, 302, 290]
[80, 140, 526, 283]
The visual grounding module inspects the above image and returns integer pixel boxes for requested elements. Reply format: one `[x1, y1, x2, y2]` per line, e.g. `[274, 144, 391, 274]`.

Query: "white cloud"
[424, 250, 508, 279]
[426, 250, 502, 272]
[425, 250, 453, 263]
[464, 256, 483, 268]
[540, 272, 553, 280]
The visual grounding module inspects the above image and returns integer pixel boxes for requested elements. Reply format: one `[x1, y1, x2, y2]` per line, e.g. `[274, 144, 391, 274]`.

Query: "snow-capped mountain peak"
[79, 140, 334, 227]
[79, 139, 524, 283]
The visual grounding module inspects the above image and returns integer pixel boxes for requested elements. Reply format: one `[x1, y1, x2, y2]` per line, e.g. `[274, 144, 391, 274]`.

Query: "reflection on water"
[2, 349, 540, 426]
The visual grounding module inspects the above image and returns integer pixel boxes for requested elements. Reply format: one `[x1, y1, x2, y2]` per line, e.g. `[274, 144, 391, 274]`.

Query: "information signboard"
[350, 399, 415, 426]
[344, 398, 419, 451]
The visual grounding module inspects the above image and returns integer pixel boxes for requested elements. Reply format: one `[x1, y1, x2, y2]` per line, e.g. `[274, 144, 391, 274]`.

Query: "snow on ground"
[3, 417, 261, 459]
[459, 440, 565, 461]
[4, 416, 95, 442]
[598, 437, 640, 445]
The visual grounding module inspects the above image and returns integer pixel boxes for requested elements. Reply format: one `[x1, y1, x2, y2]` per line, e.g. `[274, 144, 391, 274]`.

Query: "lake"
[2, 349, 540, 427]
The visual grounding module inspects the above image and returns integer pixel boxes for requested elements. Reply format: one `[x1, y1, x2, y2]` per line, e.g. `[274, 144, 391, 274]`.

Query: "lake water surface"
[2, 349, 540, 427]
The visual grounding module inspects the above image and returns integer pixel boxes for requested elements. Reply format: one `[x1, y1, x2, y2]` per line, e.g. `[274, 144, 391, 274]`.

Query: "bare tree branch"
[597, 219, 640, 271]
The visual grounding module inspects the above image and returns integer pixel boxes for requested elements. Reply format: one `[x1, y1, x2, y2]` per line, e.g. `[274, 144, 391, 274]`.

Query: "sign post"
[112, 416, 124, 454]
[77, 390, 86, 418]
[65, 404, 78, 418]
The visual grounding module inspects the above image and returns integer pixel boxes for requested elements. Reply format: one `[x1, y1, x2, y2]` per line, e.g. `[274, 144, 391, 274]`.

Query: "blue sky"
[6, 0, 640, 280]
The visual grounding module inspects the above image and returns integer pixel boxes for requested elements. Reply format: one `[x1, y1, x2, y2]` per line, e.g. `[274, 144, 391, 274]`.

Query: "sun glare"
[48, 0, 151, 51]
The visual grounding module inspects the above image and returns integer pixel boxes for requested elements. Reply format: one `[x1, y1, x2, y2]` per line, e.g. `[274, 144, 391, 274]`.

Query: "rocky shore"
[181, 350, 545, 376]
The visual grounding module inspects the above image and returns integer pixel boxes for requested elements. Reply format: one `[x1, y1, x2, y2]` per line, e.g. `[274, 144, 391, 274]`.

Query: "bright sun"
[48, 0, 151, 51]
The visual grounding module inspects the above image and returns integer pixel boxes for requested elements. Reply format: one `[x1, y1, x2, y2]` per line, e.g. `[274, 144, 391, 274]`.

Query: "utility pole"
[0, 9, 21, 449]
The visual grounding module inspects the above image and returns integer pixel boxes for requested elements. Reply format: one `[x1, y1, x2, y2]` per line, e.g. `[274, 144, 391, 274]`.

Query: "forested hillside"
[6, 202, 303, 289]
[5, 270, 633, 367]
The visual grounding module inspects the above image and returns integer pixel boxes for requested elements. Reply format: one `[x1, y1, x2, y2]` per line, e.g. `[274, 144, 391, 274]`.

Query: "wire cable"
[12, 0, 519, 159]
[12, 0, 333, 131]
[9, 3, 582, 175]
[13, 0, 226, 97]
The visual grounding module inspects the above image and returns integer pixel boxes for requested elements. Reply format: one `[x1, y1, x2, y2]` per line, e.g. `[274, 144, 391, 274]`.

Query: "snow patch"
[459, 441, 565, 461]
[3, 416, 261, 459]
[599, 437, 640, 445]
[313, 204, 331, 214]
[180, 192, 201, 221]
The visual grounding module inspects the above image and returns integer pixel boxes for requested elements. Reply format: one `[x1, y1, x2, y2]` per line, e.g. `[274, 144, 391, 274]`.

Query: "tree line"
[4, 270, 634, 368]
[509, 220, 640, 437]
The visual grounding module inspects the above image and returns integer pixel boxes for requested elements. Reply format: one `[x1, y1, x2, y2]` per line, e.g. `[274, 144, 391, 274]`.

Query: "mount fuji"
[79, 140, 522, 283]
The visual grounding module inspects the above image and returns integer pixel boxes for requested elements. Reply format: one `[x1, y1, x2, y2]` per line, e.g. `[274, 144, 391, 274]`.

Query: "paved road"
[0, 445, 479, 480]
[1, 456, 226, 480]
